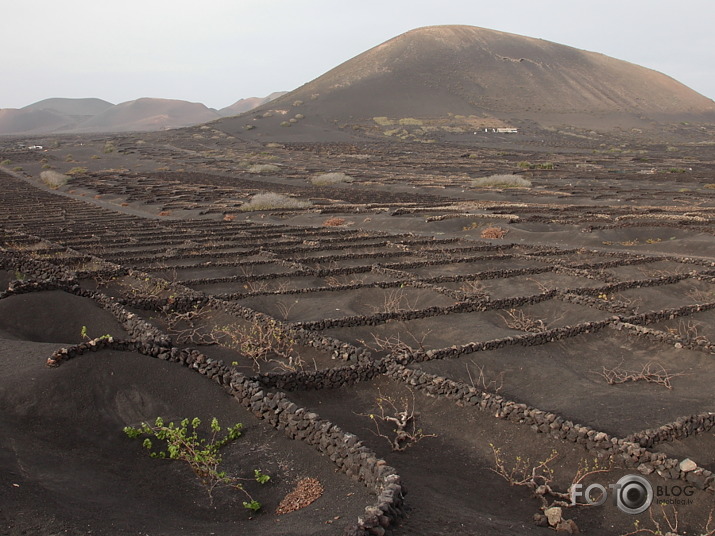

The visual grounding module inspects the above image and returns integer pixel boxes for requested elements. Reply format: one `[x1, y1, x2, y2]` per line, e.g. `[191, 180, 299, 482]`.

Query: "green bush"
[472, 174, 531, 188]
[1, 159, 11, 165]
[103, 141, 116, 154]
[124, 417, 269, 509]
[310, 172, 353, 186]
[240, 192, 311, 211]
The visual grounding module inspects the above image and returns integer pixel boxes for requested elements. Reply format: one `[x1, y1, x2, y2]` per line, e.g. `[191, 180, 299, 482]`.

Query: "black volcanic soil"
[1, 130, 715, 536]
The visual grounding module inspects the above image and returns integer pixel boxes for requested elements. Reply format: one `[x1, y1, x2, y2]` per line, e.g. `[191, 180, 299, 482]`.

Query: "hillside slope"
[216, 25, 715, 141]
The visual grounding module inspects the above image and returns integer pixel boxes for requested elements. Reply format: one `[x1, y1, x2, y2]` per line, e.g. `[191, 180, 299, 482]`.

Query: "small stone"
[679, 458, 697, 472]
[556, 519, 580, 534]
[545, 506, 563, 527]
[637, 463, 655, 475]
[533, 513, 549, 527]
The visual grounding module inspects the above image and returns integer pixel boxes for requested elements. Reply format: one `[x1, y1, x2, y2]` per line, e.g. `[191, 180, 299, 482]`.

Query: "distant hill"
[0, 93, 283, 135]
[215, 25, 715, 141]
[75, 98, 221, 132]
[218, 92, 288, 116]
[22, 98, 115, 117]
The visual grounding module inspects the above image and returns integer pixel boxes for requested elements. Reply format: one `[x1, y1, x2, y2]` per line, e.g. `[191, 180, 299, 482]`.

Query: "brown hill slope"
[22, 98, 115, 116]
[76, 98, 221, 132]
[0, 98, 115, 135]
[217, 25, 715, 140]
[218, 91, 288, 116]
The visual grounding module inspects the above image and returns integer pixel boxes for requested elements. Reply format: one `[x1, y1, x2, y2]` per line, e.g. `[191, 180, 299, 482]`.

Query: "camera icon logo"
[613, 475, 653, 515]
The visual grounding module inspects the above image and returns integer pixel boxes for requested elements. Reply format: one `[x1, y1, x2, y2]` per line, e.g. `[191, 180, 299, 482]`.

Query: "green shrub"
[247, 164, 280, 174]
[244, 124, 256, 130]
[103, 141, 116, 154]
[240, 192, 311, 211]
[280, 121, 291, 127]
[472, 174, 531, 188]
[40, 170, 70, 188]
[124, 417, 269, 509]
[310, 172, 353, 185]
[1, 159, 11, 165]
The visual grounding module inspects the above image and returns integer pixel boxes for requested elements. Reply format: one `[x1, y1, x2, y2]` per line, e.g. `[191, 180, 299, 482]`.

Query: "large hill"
[215, 25, 715, 141]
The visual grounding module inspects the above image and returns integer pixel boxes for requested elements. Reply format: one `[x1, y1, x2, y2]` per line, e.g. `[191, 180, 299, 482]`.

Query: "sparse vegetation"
[323, 217, 347, 227]
[499, 308, 547, 332]
[373, 116, 394, 126]
[247, 164, 280, 174]
[311, 172, 353, 185]
[518, 161, 554, 170]
[595, 361, 684, 390]
[103, 141, 116, 154]
[216, 319, 303, 371]
[490, 444, 613, 529]
[66, 167, 88, 176]
[480, 226, 507, 239]
[398, 117, 423, 126]
[471, 174, 531, 188]
[240, 192, 311, 211]
[360, 389, 436, 451]
[40, 170, 70, 188]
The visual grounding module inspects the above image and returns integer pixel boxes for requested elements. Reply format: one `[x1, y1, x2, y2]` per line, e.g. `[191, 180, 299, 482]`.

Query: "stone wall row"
[384, 363, 715, 492]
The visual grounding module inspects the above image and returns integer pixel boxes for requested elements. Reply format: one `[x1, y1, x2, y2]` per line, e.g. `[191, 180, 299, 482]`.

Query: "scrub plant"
[123, 417, 269, 510]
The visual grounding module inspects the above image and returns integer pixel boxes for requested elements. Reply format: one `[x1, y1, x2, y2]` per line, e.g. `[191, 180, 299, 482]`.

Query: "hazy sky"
[2, 0, 714, 110]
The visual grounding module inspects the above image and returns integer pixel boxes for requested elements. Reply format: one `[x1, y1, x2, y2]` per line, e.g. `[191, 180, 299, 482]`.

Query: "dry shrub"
[472, 174, 531, 188]
[323, 217, 346, 227]
[240, 192, 311, 212]
[481, 226, 507, 239]
[247, 164, 280, 174]
[311, 172, 353, 185]
[223, 214, 236, 222]
[40, 170, 70, 189]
